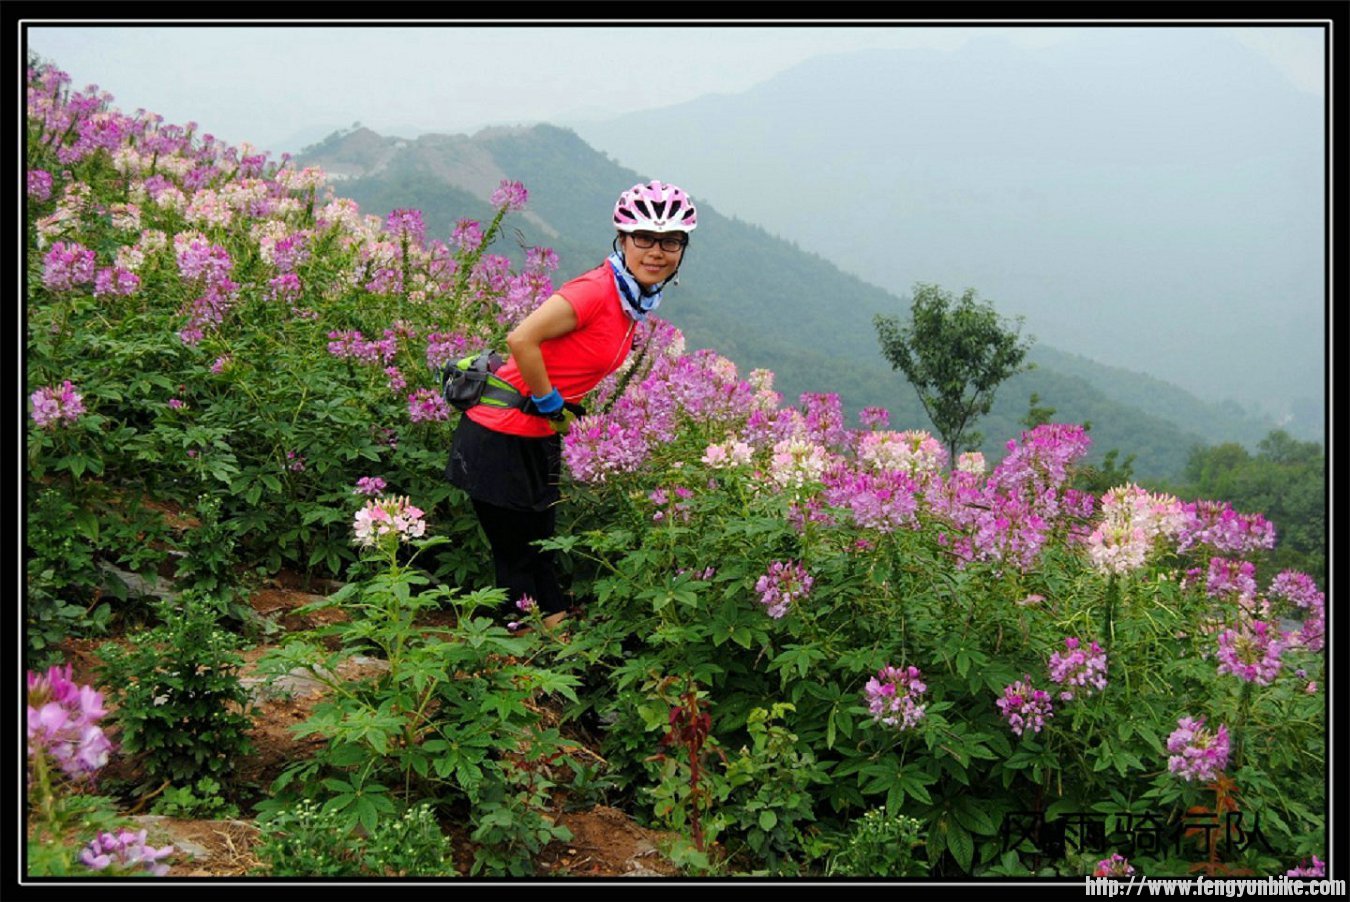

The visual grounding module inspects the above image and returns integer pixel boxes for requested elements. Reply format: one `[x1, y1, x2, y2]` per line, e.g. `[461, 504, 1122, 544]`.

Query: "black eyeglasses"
[628, 233, 687, 253]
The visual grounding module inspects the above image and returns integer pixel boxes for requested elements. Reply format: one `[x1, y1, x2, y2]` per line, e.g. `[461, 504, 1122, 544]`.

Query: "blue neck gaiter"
[607, 251, 663, 322]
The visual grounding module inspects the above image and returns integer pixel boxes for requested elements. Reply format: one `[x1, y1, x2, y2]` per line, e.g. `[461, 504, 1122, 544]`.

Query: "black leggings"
[471, 498, 567, 616]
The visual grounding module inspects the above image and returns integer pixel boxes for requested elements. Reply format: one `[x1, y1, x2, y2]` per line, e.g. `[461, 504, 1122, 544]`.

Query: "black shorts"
[446, 414, 562, 512]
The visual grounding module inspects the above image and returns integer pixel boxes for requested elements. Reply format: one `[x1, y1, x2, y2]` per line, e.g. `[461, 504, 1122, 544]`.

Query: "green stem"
[1233, 681, 1254, 770]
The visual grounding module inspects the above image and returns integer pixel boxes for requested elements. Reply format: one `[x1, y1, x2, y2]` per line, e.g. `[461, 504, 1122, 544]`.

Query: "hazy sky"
[25, 21, 1327, 157]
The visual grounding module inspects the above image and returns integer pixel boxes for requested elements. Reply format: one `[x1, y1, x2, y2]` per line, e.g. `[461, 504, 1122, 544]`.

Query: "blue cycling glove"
[528, 388, 564, 416]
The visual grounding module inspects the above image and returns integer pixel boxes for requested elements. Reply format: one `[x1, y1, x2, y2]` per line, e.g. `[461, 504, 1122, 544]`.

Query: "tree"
[874, 282, 1034, 463]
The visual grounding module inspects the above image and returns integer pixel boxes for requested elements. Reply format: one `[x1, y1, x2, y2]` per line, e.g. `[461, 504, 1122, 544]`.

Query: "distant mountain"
[570, 30, 1326, 441]
[298, 123, 1287, 481]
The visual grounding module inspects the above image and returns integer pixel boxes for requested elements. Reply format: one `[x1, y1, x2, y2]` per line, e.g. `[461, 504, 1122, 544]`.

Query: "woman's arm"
[505, 293, 578, 398]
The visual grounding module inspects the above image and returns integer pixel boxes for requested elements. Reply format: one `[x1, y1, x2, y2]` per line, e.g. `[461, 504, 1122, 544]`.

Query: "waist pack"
[440, 351, 527, 413]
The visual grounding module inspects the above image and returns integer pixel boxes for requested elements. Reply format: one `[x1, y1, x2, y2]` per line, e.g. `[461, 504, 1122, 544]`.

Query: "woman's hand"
[505, 293, 578, 398]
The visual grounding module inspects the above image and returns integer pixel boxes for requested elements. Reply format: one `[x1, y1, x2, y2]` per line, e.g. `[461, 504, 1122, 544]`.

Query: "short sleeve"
[558, 269, 607, 329]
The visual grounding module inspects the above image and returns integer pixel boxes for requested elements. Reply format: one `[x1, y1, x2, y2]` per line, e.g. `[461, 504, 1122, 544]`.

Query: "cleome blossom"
[1047, 637, 1108, 701]
[352, 496, 426, 549]
[1215, 620, 1286, 686]
[30, 380, 86, 429]
[1084, 484, 1187, 575]
[1166, 715, 1230, 783]
[754, 560, 813, 619]
[997, 677, 1054, 736]
[27, 664, 113, 782]
[1094, 854, 1136, 878]
[864, 665, 928, 730]
[80, 829, 175, 876]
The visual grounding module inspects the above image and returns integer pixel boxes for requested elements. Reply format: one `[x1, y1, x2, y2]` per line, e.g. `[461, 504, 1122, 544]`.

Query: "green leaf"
[945, 821, 974, 872]
[758, 810, 778, 831]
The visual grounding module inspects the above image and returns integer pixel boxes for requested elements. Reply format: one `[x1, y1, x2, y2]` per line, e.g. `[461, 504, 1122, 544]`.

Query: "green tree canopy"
[874, 283, 1034, 463]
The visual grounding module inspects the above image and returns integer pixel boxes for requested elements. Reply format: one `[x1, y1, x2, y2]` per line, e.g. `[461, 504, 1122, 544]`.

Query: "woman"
[447, 179, 698, 626]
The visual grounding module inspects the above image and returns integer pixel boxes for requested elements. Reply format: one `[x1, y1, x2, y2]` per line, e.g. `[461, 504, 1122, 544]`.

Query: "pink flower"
[28, 168, 54, 200]
[997, 678, 1054, 736]
[490, 179, 528, 212]
[1287, 856, 1326, 878]
[42, 241, 97, 291]
[864, 665, 927, 730]
[1094, 854, 1136, 877]
[859, 406, 890, 429]
[1216, 620, 1285, 685]
[450, 218, 484, 254]
[754, 560, 813, 619]
[406, 388, 450, 423]
[353, 476, 387, 496]
[29, 381, 86, 429]
[562, 414, 649, 483]
[1047, 637, 1108, 701]
[352, 495, 427, 549]
[79, 829, 174, 876]
[1166, 715, 1230, 783]
[384, 208, 426, 247]
[27, 664, 113, 782]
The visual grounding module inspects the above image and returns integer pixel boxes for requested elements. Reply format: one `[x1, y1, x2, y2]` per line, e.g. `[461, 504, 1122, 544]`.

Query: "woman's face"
[621, 231, 685, 288]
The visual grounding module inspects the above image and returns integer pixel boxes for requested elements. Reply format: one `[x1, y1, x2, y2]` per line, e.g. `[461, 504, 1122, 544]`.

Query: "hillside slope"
[298, 124, 1284, 480]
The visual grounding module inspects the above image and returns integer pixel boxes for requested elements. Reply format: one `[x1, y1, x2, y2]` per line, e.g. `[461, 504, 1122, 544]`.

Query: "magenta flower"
[754, 560, 813, 619]
[992, 423, 1092, 496]
[859, 406, 890, 429]
[267, 232, 311, 273]
[384, 208, 426, 247]
[515, 595, 537, 613]
[1047, 637, 1108, 701]
[28, 168, 54, 200]
[266, 272, 302, 303]
[79, 829, 174, 876]
[1166, 715, 1230, 782]
[1216, 620, 1285, 685]
[997, 678, 1054, 736]
[1093, 854, 1136, 877]
[1205, 557, 1258, 600]
[1175, 500, 1276, 555]
[450, 218, 484, 254]
[1268, 570, 1325, 652]
[92, 266, 141, 297]
[822, 464, 920, 533]
[353, 476, 387, 496]
[406, 388, 450, 423]
[864, 665, 928, 730]
[524, 246, 559, 275]
[42, 241, 97, 291]
[27, 664, 113, 782]
[29, 380, 86, 429]
[562, 415, 649, 483]
[174, 238, 233, 283]
[1287, 856, 1326, 878]
[490, 179, 528, 212]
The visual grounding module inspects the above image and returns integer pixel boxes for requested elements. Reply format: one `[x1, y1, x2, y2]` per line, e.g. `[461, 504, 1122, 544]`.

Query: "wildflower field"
[24, 61, 1328, 880]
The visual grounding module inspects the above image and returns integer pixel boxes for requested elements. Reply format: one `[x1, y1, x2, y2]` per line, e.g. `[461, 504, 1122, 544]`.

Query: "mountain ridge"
[568, 33, 1325, 430]
[297, 122, 1291, 481]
